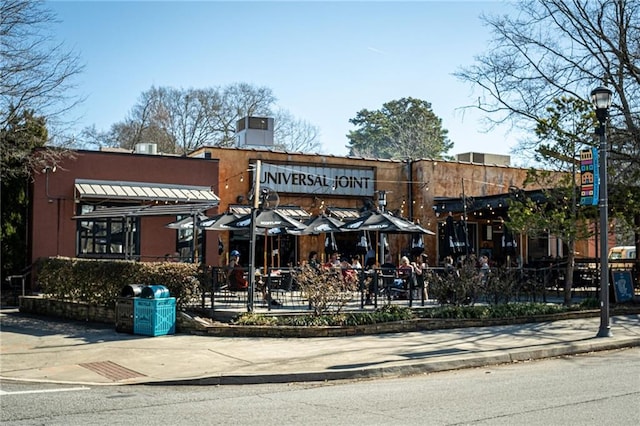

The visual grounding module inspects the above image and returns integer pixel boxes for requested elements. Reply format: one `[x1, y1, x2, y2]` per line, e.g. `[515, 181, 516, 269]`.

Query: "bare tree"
[273, 109, 321, 153]
[0, 0, 83, 130]
[91, 83, 321, 154]
[456, 0, 639, 166]
[205, 83, 276, 147]
[456, 0, 640, 292]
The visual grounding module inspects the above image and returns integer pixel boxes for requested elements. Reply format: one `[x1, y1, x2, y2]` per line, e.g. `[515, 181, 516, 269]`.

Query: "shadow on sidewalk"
[0, 308, 140, 344]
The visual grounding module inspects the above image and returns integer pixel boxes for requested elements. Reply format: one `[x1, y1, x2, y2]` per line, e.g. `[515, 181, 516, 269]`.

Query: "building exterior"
[30, 149, 220, 271]
[28, 144, 591, 293]
[190, 146, 587, 268]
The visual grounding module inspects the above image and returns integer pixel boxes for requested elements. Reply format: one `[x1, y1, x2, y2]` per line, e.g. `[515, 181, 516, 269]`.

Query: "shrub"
[233, 313, 278, 326]
[415, 303, 567, 320]
[580, 297, 600, 309]
[292, 265, 359, 315]
[428, 263, 483, 306]
[35, 257, 202, 309]
[233, 305, 414, 327]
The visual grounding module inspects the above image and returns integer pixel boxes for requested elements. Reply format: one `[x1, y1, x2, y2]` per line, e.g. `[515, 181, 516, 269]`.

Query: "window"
[76, 204, 140, 259]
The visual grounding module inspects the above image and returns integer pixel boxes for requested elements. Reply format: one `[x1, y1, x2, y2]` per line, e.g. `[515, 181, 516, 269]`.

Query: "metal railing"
[4, 269, 32, 305]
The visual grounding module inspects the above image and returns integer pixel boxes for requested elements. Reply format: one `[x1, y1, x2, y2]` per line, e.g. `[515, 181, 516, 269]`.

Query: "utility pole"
[247, 160, 261, 312]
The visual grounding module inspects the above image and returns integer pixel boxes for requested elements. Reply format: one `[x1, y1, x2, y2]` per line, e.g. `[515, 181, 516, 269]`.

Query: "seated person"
[340, 256, 357, 283]
[324, 252, 341, 268]
[307, 251, 320, 271]
[398, 256, 415, 277]
[389, 256, 415, 299]
[226, 250, 248, 291]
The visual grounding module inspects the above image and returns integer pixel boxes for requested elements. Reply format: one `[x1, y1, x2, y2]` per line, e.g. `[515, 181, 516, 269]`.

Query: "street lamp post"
[591, 86, 613, 338]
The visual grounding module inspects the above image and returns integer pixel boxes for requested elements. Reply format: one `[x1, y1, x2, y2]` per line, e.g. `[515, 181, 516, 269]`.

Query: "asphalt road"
[2, 347, 639, 425]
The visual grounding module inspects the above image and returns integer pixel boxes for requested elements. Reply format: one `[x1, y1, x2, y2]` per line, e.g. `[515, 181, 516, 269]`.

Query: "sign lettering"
[259, 163, 375, 196]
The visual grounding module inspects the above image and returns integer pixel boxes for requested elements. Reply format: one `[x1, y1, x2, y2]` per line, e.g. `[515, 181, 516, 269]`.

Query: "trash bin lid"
[140, 285, 170, 299]
[121, 284, 145, 297]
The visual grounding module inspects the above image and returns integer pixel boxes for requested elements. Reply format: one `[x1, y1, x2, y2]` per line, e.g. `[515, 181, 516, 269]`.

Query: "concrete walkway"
[1, 308, 638, 386]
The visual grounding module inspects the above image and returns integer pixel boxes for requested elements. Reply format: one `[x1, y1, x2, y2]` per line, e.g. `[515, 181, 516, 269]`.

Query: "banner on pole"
[580, 148, 599, 206]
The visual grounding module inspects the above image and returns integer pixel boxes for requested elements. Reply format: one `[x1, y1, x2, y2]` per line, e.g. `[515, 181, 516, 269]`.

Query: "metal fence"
[189, 260, 631, 316]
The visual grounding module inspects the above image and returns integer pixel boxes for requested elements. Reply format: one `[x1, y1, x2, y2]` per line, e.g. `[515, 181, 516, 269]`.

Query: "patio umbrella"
[341, 210, 434, 235]
[444, 215, 468, 257]
[299, 214, 345, 235]
[324, 232, 339, 256]
[165, 214, 209, 229]
[502, 223, 518, 255]
[341, 210, 434, 264]
[226, 209, 307, 231]
[410, 232, 425, 257]
[293, 214, 346, 261]
[198, 212, 243, 231]
[227, 209, 308, 270]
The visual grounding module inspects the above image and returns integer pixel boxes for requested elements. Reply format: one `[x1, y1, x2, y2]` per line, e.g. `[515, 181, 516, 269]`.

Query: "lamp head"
[590, 86, 612, 123]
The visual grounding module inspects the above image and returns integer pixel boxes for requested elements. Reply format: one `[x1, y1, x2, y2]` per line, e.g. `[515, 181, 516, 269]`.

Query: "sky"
[48, 0, 523, 162]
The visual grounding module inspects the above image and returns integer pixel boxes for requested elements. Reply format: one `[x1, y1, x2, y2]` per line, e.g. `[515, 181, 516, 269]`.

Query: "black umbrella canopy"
[227, 209, 307, 230]
[340, 210, 433, 234]
[502, 223, 518, 255]
[165, 214, 209, 230]
[299, 214, 345, 235]
[198, 212, 242, 231]
[444, 215, 468, 256]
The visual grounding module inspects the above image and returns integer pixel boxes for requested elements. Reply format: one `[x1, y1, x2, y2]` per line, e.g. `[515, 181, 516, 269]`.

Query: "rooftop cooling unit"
[134, 143, 158, 155]
[236, 117, 274, 147]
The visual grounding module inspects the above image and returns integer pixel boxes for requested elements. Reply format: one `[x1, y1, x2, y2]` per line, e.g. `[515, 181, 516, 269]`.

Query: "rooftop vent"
[235, 116, 274, 147]
[134, 143, 158, 155]
[456, 152, 510, 166]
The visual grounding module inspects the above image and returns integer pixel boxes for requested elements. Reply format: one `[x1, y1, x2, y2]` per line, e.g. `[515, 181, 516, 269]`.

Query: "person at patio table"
[226, 250, 248, 291]
[412, 253, 428, 300]
[398, 256, 415, 282]
[324, 252, 341, 268]
[340, 256, 357, 283]
[478, 255, 491, 285]
[444, 255, 456, 275]
[307, 251, 320, 270]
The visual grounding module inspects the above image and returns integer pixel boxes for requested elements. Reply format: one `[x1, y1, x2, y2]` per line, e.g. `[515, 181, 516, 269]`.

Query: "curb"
[137, 336, 640, 386]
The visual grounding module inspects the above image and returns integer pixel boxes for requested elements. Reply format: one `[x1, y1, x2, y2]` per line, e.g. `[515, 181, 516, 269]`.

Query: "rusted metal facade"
[29, 145, 588, 282]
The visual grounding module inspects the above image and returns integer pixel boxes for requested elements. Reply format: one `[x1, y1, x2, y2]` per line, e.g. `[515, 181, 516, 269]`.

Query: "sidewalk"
[1, 308, 639, 386]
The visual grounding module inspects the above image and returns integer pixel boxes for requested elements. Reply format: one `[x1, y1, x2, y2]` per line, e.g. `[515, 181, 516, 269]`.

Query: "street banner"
[580, 148, 599, 206]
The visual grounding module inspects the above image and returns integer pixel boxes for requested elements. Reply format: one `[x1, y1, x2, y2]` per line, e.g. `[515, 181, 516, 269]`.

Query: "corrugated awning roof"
[228, 205, 312, 221]
[75, 179, 220, 203]
[325, 207, 362, 220]
[72, 203, 219, 219]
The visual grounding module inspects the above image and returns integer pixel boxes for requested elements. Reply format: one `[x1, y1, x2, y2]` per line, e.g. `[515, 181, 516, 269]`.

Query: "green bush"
[428, 264, 483, 306]
[580, 297, 600, 309]
[234, 305, 414, 327]
[415, 303, 567, 320]
[35, 257, 202, 309]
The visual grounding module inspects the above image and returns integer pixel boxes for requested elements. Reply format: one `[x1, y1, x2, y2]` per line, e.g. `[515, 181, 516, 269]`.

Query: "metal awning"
[325, 207, 362, 221]
[432, 189, 547, 214]
[75, 179, 220, 203]
[72, 203, 219, 220]
[228, 205, 312, 221]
